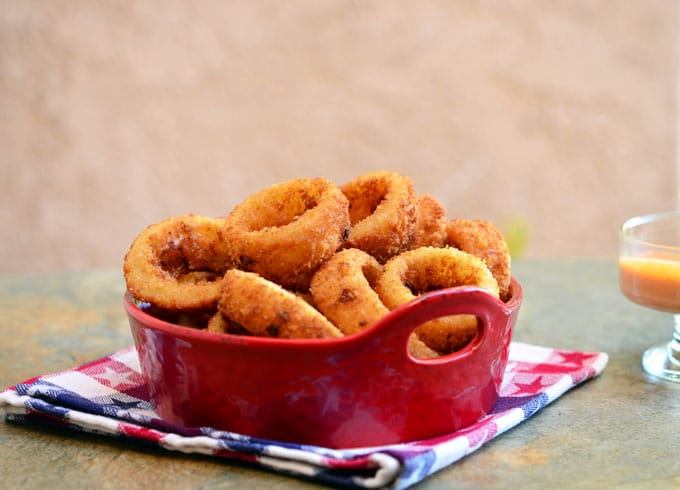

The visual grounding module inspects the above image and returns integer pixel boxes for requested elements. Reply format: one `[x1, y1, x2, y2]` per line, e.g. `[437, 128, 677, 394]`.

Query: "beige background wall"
[1, 1, 678, 273]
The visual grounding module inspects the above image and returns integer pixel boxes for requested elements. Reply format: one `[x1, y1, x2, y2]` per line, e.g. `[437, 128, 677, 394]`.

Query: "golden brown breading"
[219, 270, 343, 339]
[223, 178, 350, 291]
[376, 247, 499, 353]
[409, 194, 447, 249]
[341, 170, 418, 263]
[445, 218, 512, 301]
[310, 248, 439, 358]
[123, 214, 233, 311]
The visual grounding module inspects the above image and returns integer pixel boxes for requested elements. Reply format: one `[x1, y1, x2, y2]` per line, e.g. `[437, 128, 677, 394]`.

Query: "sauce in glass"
[619, 253, 680, 313]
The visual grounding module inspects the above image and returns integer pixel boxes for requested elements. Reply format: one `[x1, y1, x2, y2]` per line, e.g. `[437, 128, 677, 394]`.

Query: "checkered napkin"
[1, 342, 607, 489]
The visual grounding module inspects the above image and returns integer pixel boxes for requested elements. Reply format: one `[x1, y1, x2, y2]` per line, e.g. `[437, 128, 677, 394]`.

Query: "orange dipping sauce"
[619, 254, 680, 313]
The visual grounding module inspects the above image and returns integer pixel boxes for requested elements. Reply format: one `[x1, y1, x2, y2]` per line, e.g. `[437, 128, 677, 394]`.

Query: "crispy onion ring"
[341, 170, 418, 263]
[409, 194, 447, 249]
[310, 248, 385, 336]
[310, 248, 438, 358]
[445, 219, 512, 301]
[123, 214, 233, 311]
[376, 247, 499, 353]
[218, 270, 343, 339]
[223, 177, 350, 291]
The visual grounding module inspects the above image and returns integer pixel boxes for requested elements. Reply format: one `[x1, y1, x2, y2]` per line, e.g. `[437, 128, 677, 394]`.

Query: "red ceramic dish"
[124, 278, 522, 449]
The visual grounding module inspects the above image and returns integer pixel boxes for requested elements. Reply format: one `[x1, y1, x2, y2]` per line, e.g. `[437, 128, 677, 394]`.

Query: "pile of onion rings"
[123, 171, 512, 357]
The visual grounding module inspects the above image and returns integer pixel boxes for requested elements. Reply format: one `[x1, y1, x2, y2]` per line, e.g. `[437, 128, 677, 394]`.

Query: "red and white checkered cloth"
[1, 342, 607, 489]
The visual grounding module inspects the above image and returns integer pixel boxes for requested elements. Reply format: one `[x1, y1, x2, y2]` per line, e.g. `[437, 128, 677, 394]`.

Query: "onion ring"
[376, 247, 499, 353]
[310, 248, 439, 358]
[218, 270, 343, 339]
[445, 218, 512, 301]
[409, 194, 447, 249]
[310, 248, 385, 336]
[341, 171, 418, 263]
[123, 214, 233, 311]
[223, 177, 350, 291]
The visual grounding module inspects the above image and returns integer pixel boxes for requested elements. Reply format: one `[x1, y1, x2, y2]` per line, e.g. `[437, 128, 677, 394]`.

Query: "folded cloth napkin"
[1, 342, 607, 489]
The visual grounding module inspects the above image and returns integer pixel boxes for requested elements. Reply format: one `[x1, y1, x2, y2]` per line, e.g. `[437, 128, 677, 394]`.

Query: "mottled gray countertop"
[1, 259, 679, 489]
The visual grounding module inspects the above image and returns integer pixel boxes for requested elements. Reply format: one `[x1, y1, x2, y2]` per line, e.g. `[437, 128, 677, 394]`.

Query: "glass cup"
[619, 211, 680, 382]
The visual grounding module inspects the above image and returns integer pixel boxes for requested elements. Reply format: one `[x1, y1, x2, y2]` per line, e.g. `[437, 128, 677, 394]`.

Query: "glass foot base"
[642, 342, 680, 383]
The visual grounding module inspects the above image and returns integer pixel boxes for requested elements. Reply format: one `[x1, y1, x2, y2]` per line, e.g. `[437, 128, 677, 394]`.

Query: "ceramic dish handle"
[370, 285, 513, 362]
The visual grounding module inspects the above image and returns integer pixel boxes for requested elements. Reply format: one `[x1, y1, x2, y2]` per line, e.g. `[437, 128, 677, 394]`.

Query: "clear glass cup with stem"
[619, 211, 680, 382]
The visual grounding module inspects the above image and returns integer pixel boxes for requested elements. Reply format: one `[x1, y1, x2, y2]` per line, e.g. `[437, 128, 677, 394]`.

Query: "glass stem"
[670, 315, 680, 366]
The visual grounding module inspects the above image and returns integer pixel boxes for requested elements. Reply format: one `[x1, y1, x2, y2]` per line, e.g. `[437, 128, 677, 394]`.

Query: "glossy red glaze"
[124, 278, 522, 448]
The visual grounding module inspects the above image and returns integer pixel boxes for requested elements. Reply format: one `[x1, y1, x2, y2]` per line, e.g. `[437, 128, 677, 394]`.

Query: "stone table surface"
[1, 259, 679, 489]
